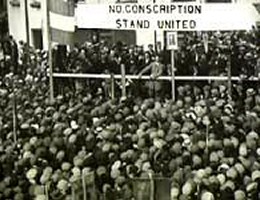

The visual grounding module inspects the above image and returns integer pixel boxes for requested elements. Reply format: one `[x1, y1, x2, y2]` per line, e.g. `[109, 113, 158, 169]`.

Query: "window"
[32, 29, 43, 50]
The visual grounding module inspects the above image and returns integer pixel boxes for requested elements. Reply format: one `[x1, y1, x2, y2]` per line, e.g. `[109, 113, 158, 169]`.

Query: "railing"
[52, 72, 260, 100]
[53, 73, 249, 81]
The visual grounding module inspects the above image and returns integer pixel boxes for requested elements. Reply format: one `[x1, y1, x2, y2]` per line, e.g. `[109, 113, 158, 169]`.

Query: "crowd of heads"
[0, 30, 260, 200]
[55, 29, 260, 78]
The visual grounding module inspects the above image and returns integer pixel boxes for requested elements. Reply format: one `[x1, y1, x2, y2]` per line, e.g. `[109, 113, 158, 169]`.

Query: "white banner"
[50, 12, 75, 32]
[76, 3, 257, 31]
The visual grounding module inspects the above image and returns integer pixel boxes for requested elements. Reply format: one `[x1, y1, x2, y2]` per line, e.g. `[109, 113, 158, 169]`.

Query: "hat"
[73, 156, 83, 167]
[63, 128, 73, 136]
[171, 186, 180, 198]
[221, 180, 235, 191]
[165, 133, 175, 142]
[26, 168, 38, 180]
[192, 154, 202, 168]
[226, 167, 238, 180]
[209, 152, 219, 163]
[182, 179, 196, 196]
[218, 163, 230, 172]
[244, 52, 254, 60]
[97, 166, 107, 177]
[153, 138, 166, 149]
[21, 123, 30, 130]
[56, 150, 65, 161]
[201, 191, 215, 200]
[68, 134, 77, 144]
[142, 162, 151, 172]
[239, 143, 247, 157]
[216, 174, 226, 185]
[252, 170, 260, 181]
[70, 120, 79, 130]
[234, 163, 245, 176]
[35, 195, 47, 200]
[57, 179, 69, 193]
[246, 88, 255, 96]
[246, 182, 258, 193]
[234, 190, 246, 200]
[216, 99, 225, 108]
[247, 131, 259, 140]
[61, 162, 71, 171]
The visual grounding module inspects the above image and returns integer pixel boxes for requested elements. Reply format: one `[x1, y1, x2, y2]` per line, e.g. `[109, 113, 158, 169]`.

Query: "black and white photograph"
[0, 0, 260, 199]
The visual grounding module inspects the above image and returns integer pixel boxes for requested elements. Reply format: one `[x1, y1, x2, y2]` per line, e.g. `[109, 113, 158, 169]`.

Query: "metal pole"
[171, 50, 176, 102]
[46, 0, 54, 102]
[24, 0, 30, 45]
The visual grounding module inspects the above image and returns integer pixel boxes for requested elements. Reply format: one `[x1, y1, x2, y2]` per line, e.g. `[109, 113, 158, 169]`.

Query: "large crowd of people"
[54, 29, 260, 77]
[0, 29, 260, 200]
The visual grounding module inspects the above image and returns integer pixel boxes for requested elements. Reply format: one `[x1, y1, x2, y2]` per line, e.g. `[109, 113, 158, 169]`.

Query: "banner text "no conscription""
[108, 4, 202, 30]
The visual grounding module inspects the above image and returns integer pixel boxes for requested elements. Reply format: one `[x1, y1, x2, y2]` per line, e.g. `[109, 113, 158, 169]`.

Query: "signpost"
[227, 46, 232, 99]
[46, 0, 54, 102]
[166, 31, 178, 102]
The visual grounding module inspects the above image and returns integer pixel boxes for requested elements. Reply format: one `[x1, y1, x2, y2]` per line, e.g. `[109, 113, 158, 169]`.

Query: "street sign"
[166, 31, 178, 50]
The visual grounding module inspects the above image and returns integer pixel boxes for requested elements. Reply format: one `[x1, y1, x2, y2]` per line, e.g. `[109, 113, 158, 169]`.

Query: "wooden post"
[121, 64, 126, 99]
[227, 54, 232, 99]
[171, 50, 176, 102]
[12, 90, 17, 144]
[206, 124, 209, 157]
[82, 173, 87, 200]
[45, 184, 49, 200]
[46, 0, 54, 102]
[72, 186, 76, 200]
[149, 173, 154, 200]
[111, 73, 115, 100]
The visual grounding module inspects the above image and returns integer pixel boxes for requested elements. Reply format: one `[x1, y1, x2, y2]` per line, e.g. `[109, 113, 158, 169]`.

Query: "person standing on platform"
[138, 55, 164, 98]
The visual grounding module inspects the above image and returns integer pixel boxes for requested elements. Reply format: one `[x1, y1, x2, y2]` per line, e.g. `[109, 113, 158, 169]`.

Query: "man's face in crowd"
[92, 35, 98, 43]
[129, 48, 134, 54]
[155, 55, 160, 62]
[148, 45, 153, 51]
[110, 50, 115, 57]
[144, 52, 150, 60]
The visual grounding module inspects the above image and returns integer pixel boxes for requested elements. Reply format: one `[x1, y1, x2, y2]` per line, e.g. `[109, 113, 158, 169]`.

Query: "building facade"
[7, 0, 260, 50]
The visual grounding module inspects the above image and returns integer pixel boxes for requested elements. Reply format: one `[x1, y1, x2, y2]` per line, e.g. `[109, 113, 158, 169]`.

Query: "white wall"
[28, 0, 48, 49]
[136, 30, 154, 50]
[8, 0, 48, 49]
[8, 0, 27, 43]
